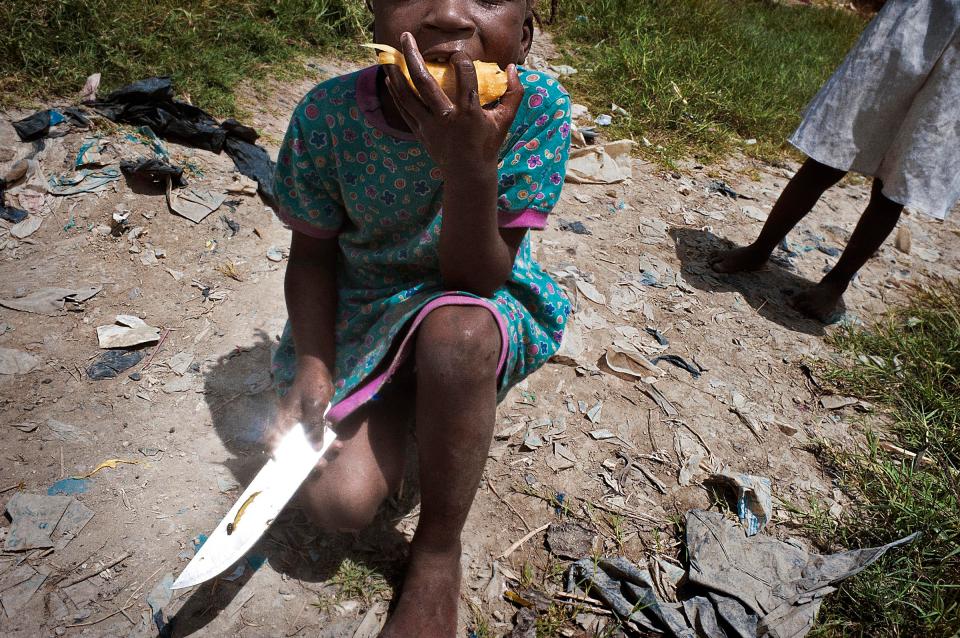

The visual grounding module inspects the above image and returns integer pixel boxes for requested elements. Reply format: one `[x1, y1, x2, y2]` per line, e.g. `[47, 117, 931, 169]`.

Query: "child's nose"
[423, 0, 475, 36]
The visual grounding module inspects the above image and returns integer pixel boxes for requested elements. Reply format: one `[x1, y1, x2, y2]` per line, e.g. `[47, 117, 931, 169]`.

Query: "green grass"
[0, 0, 370, 115]
[809, 281, 960, 636]
[325, 557, 390, 606]
[3, 0, 866, 163]
[552, 0, 867, 162]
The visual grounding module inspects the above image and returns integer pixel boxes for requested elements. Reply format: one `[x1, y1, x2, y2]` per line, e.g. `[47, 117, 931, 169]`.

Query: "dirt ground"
[1, 34, 958, 638]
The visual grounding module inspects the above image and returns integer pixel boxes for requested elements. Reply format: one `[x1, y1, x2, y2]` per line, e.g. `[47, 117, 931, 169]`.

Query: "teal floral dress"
[272, 65, 572, 422]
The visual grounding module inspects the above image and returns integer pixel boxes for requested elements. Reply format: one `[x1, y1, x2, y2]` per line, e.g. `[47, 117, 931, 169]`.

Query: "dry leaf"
[216, 262, 243, 282]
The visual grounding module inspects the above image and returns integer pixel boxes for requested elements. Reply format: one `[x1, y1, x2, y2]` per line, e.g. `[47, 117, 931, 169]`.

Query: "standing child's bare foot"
[790, 280, 848, 323]
[709, 244, 771, 273]
[379, 542, 462, 638]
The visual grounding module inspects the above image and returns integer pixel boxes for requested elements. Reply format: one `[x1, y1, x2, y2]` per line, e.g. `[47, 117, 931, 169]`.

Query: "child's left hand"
[385, 32, 524, 175]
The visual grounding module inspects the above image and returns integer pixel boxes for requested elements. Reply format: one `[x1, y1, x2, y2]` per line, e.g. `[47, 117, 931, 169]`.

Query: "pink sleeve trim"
[497, 209, 549, 229]
[276, 209, 340, 239]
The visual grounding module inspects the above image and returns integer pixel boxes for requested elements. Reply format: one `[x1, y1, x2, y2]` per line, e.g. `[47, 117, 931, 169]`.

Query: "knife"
[172, 420, 337, 589]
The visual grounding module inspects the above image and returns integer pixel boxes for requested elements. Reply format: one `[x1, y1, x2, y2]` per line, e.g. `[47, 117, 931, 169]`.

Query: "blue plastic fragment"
[192, 533, 209, 552]
[554, 491, 566, 515]
[47, 478, 89, 495]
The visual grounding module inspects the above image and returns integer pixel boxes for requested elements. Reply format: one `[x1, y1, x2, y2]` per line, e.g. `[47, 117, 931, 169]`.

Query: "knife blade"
[172, 421, 337, 589]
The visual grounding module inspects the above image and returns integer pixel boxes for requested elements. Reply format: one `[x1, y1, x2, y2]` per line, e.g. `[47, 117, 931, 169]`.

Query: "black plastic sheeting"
[87, 349, 145, 380]
[12, 108, 91, 142]
[89, 77, 276, 207]
[0, 173, 29, 224]
[651, 354, 702, 378]
[120, 158, 186, 188]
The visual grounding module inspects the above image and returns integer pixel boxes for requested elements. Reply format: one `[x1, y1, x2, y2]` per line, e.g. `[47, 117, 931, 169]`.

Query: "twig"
[730, 408, 764, 443]
[589, 499, 659, 524]
[878, 441, 934, 467]
[488, 481, 532, 532]
[497, 523, 550, 560]
[209, 390, 246, 414]
[65, 600, 138, 628]
[635, 464, 667, 494]
[285, 601, 307, 637]
[58, 551, 133, 589]
[139, 328, 171, 373]
[120, 607, 136, 625]
[0, 482, 24, 494]
[677, 420, 714, 457]
[553, 591, 612, 615]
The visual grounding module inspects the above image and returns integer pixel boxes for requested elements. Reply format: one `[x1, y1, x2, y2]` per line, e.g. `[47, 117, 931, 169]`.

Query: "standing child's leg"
[791, 178, 903, 321]
[711, 158, 846, 272]
[380, 305, 501, 638]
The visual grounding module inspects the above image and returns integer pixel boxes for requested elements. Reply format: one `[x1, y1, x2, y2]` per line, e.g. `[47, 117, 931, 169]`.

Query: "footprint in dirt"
[669, 227, 838, 337]
[168, 330, 417, 636]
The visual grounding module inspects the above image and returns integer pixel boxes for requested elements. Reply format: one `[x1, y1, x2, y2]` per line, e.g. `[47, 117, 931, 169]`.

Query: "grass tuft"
[809, 281, 960, 636]
[329, 558, 390, 604]
[552, 0, 867, 163]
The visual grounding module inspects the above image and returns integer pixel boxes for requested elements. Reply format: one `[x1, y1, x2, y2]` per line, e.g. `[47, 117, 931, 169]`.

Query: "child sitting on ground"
[711, 0, 959, 322]
[270, 0, 571, 635]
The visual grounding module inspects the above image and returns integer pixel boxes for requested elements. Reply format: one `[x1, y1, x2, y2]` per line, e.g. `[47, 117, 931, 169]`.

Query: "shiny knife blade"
[172, 422, 337, 589]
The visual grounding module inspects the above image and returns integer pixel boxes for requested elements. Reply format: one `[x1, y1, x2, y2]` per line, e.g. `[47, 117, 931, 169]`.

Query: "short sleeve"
[273, 91, 345, 238]
[496, 72, 572, 230]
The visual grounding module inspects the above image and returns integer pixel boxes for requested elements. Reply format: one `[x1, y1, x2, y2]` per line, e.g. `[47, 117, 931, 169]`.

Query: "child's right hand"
[268, 363, 339, 454]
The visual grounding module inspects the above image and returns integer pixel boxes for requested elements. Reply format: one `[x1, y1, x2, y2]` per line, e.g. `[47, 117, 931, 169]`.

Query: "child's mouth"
[421, 46, 464, 64]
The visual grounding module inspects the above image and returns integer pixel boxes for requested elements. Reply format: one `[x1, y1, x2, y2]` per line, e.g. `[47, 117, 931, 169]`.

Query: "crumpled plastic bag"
[567, 510, 918, 638]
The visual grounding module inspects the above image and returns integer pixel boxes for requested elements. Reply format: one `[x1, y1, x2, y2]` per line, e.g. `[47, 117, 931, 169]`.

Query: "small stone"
[266, 247, 284, 262]
[129, 372, 142, 381]
[894, 226, 911, 254]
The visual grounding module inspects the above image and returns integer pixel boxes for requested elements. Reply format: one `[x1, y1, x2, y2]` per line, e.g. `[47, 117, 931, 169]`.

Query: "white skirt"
[789, 0, 960, 219]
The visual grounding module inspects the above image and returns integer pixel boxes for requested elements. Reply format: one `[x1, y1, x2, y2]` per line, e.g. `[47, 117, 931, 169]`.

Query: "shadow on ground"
[669, 228, 839, 337]
[169, 330, 418, 637]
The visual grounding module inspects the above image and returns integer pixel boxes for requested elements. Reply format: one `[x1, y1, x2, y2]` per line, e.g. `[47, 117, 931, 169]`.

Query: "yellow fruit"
[364, 43, 508, 106]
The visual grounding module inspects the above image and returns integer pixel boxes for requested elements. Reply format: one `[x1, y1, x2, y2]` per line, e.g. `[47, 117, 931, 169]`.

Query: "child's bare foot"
[709, 245, 771, 273]
[790, 280, 847, 323]
[379, 542, 462, 638]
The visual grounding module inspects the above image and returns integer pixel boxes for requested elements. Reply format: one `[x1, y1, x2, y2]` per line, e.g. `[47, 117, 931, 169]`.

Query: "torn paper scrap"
[566, 140, 635, 184]
[0, 565, 48, 616]
[0, 347, 41, 375]
[166, 180, 226, 223]
[3, 493, 72, 551]
[9, 215, 42, 239]
[605, 345, 662, 380]
[0, 285, 101, 315]
[96, 315, 160, 348]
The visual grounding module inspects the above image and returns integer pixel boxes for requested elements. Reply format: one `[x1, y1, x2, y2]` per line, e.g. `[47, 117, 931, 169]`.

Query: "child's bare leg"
[792, 179, 903, 322]
[298, 386, 411, 532]
[711, 158, 846, 272]
[380, 306, 501, 638]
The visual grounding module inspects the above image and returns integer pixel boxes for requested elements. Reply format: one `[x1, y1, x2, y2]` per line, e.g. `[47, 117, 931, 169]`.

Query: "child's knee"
[300, 475, 384, 533]
[415, 306, 501, 384]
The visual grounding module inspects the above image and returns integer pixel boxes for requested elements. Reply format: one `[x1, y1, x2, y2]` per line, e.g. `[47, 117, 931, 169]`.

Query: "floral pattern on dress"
[272, 67, 572, 407]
